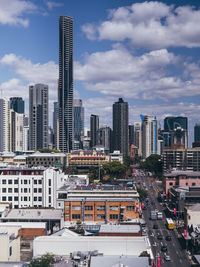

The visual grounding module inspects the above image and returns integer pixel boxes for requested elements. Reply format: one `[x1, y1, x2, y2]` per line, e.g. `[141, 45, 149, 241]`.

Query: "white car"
[164, 255, 171, 261]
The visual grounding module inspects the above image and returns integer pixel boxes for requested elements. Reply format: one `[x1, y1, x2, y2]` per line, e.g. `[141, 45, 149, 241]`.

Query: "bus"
[166, 218, 174, 230]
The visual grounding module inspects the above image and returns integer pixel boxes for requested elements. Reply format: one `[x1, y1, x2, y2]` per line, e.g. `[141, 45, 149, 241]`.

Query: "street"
[135, 172, 191, 267]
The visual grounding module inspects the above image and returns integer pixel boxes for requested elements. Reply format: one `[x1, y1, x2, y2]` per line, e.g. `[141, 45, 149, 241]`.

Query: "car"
[161, 246, 168, 252]
[165, 235, 171, 241]
[153, 224, 158, 229]
[164, 255, 171, 261]
[157, 234, 163, 240]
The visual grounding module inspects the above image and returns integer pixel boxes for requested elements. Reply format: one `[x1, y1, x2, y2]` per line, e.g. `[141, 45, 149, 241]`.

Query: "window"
[2, 196, 6, 201]
[126, 206, 135, 211]
[72, 214, 81, 219]
[14, 188, 18, 193]
[38, 180, 42, 184]
[85, 206, 93, 210]
[48, 180, 51, 186]
[192, 183, 196, 186]
[72, 206, 81, 211]
[34, 188, 37, 193]
[169, 182, 173, 186]
[96, 214, 105, 219]
[24, 188, 28, 193]
[9, 247, 12, 256]
[14, 196, 18, 201]
[186, 183, 188, 186]
[8, 196, 12, 201]
[2, 180, 6, 184]
[96, 206, 105, 211]
[24, 197, 27, 201]
[38, 188, 42, 193]
[8, 180, 12, 184]
[24, 180, 27, 184]
[49, 188, 51, 194]
[34, 197, 37, 201]
[8, 188, 12, 193]
[110, 206, 118, 211]
[110, 214, 118, 219]
[84, 214, 93, 219]
[34, 180, 37, 184]
[2, 188, 6, 193]
[14, 180, 18, 184]
[38, 197, 42, 201]
[49, 196, 51, 203]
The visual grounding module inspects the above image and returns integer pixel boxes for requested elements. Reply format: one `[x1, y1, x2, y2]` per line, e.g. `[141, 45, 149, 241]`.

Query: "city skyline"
[0, 0, 200, 145]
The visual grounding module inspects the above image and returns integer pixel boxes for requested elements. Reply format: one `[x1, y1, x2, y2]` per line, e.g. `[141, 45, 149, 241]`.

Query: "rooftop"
[99, 224, 141, 233]
[164, 170, 200, 177]
[29, 151, 66, 157]
[187, 203, 200, 212]
[4, 209, 63, 220]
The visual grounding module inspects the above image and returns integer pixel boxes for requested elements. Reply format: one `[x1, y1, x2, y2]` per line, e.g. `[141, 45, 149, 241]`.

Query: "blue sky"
[0, 0, 200, 145]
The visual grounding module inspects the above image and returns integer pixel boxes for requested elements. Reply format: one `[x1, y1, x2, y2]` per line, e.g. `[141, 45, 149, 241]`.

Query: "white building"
[10, 110, 24, 152]
[185, 203, 200, 227]
[23, 126, 29, 152]
[0, 167, 65, 208]
[141, 115, 158, 159]
[110, 150, 123, 164]
[0, 97, 10, 152]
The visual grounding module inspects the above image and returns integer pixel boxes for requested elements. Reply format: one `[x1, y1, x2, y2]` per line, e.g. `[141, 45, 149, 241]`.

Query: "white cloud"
[0, 0, 36, 27]
[82, 2, 200, 49]
[46, 1, 63, 10]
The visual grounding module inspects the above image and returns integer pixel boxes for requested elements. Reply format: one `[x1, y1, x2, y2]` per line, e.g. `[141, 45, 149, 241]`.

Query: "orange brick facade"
[64, 200, 139, 223]
[18, 228, 46, 239]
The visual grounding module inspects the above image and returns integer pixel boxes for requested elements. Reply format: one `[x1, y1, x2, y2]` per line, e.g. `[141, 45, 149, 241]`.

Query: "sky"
[0, 0, 200, 145]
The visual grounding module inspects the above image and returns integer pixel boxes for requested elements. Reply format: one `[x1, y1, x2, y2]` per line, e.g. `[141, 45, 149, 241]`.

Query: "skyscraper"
[29, 84, 48, 151]
[73, 99, 84, 146]
[53, 102, 59, 149]
[113, 98, 129, 156]
[90, 114, 99, 148]
[0, 97, 10, 152]
[141, 115, 158, 159]
[97, 125, 112, 152]
[194, 123, 200, 142]
[10, 97, 24, 114]
[58, 16, 74, 152]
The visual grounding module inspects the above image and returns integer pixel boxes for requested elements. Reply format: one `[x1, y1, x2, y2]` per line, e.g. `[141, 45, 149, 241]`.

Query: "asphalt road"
[135, 172, 191, 267]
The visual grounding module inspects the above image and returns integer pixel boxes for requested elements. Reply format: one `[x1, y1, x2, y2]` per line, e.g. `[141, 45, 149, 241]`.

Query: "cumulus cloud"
[46, 1, 63, 10]
[82, 2, 200, 49]
[0, 0, 36, 27]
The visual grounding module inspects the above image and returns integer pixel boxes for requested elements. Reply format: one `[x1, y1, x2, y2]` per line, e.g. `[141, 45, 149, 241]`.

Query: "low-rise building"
[99, 224, 141, 236]
[26, 151, 66, 167]
[184, 203, 200, 227]
[110, 150, 123, 164]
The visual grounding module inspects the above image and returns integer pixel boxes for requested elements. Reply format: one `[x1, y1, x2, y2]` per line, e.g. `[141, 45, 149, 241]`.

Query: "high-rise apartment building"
[10, 110, 24, 152]
[141, 115, 158, 159]
[134, 122, 142, 156]
[0, 97, 10, 152]
[97, 125, 112, 152]
[58, 16, 74, 153]
[113, 98, 129, 156]
[73, 99, 84, 147]
[10, 97, 24, 114]
[53, 102, 59, 150]
[163, 116, 188, 148]
[29, 84, 48, 151]
[90, 114, 99, 148]
[194, 124, 200, 142]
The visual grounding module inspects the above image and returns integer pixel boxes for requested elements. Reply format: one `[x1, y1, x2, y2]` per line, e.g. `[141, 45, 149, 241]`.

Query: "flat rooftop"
[99, 224, 141, 233]
[0, 222, 46, 229]
[164, 171, 200, 177]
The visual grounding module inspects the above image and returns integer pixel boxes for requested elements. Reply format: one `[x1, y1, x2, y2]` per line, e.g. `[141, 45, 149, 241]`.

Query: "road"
[135, 172, 191, 267]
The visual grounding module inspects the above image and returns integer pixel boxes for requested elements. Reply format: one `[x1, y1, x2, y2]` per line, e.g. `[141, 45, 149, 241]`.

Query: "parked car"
[161, 246, 168, 252]
[153, 224, 158, 229]
[157, 234, 163, 240]
[164, 255, 171, 261]
[166, 235, 172, 241]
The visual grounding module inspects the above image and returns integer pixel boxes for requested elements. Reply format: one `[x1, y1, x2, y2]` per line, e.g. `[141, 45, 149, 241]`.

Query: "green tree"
[140, 154, 163, 178]
[137, 188, 148, 201]
[29, 253, 55, 267]
[103, 161, 126, 179]
[76, 220, 84, 235]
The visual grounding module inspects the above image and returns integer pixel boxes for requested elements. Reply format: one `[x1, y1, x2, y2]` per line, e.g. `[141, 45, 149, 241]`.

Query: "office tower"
[129, 124, 134, 147]
[141, 115, 158, 159]
[163, 116, 188, 148]
[90, 114, 99, 148]
[10, 110, 24, 152]
[29, 84, 48, 151]
[73, 99, 84, 148]
[194, 124, 200, 142]
[134, 122, 142, 156]
[53, 102, 59, 149]
[0, 97, 10, 152]
[97, 125, 112, 152]
[113, 98, 129, 156]
[58, 16, 74, 152]
[23, 126, 29, 151]
[10, 97, 24, 114]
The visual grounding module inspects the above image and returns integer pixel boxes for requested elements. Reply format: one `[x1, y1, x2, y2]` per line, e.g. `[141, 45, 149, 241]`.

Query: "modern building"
[53, 102, 59, 150]
[9, 110, 24, 152]
[29, 84, 49, 151]
[10, 97, 24, 114]
[90, 114, 99, 148]
[113, 98, 129, 156]
[163, 116, 188, 148]
[73, 99, 84, 149]
[134, 122, 142, 156]
[141, 115, 158, 159]
[97, 125, 112, 152]
[110, 150, 123, 164]
[129, 124, 134, 147]
[58, 16, 74, 153]
[0, 97, 10, 152]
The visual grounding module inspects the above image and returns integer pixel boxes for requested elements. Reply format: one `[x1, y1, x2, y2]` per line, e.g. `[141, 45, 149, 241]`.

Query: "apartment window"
[49, 188, 51, 194]
[110, 206, 118, 211]
[85, 206, 93, 211]
[34, 180, 37, 184]
[14, 196, 18, 201]
[2, 196, 6, 201]
[38, 188, 42, 193]
[34, 188, 37, 193]
[169, 182, 173, 186]
[2, 188, 6, 193]
[96, 214, 105, 219]
[126, 206, 135, 211]
[48, 180, 51, 186]
[24, 188, 28, 193]
[72, 214, 81, 219]
[38, 197, 42, 201]
[8, 180, 12, 184]
[34, 197, 37, 201]
[24, 197, 27, 201]
[84, 214, 93, 220]
[14, 188, 18, 193]
[49, 196, 51, 203]
[96, 206, 105, 211]
[8, 196, 12, 201]
[9, 247, 12, 256]
[192, 183, 196, 186]
[110, 214, 118, 219]
[14, 180, 18, 184]
[24, 180, 28, 184]
[2, 180, 6, 184]
[38, 180, 42, 184]
[72, 206, 81, 211]
[8, 188, 12, 193]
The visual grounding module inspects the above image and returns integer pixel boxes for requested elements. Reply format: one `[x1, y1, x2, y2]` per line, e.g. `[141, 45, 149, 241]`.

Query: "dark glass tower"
[74, 99, 84, 142]
[58, 16, 74, 152]
[113, 98, 129, 156]
[90, 114, 99, 148]
[10, 97, 24, 114]
[194, 124, 200, 142]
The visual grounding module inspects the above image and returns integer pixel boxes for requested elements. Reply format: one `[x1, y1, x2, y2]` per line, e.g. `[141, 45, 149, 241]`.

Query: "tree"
[137, 188, 148, 201]
[140, 154, 163, 178]
[29, 253, 55, 267]
[76, 220, 84, 235]
[103, 161, 126, 179]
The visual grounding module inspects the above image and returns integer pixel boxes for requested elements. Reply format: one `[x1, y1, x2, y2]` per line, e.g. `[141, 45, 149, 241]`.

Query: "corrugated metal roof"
[99, 224, 140, 233]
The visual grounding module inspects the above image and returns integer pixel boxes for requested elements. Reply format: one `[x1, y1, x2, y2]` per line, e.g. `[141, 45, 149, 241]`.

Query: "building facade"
[10, 110, 24, 152]
[0, 97, 10, 152]
[97, 125, 112, 152]
[90, 114, 99, 148]
[53, 102, 59, 150]
[10, 97, 24, 114]
[58, 16, 74, 153]
[29, 84, 49, 151]
[113, 98, 129, 156]
[73, 99, 84, 148]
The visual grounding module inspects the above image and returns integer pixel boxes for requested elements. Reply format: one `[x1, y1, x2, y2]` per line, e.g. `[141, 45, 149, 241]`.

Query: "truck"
[150, 211, 157, 220]
[157, 212, 163, 220]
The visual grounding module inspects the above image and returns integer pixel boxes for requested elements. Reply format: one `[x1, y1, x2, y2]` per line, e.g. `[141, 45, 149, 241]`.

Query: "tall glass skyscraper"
[113, 98, 129, 156]
[73, 99, 84, 143]
[58, 16, 74, 153]
[90, 114, 99, 148]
